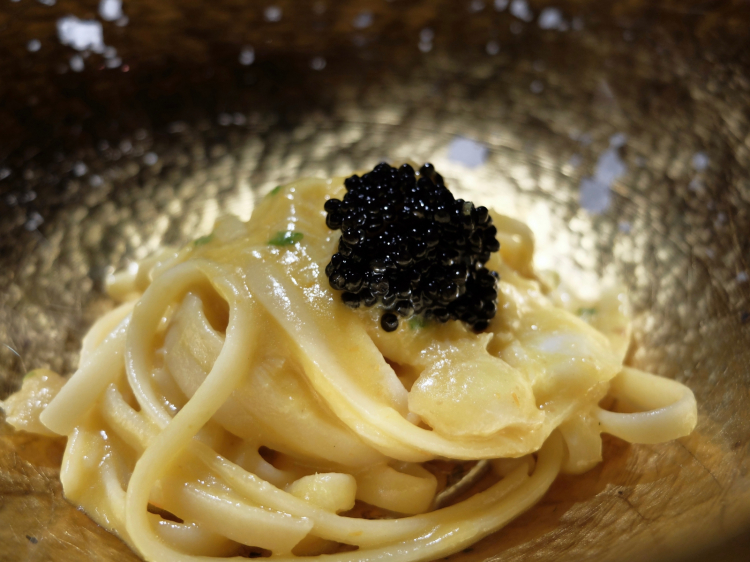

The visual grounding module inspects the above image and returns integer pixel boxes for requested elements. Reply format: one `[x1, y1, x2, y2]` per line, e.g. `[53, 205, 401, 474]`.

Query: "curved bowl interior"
[0, 1, 749, 561]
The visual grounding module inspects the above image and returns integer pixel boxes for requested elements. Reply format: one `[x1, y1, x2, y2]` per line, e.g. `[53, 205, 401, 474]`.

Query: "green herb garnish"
[577, 307, 597, 317]
[194, 233, 214, 246]
[409, 316, 428, 330]
[23, 370, 38, 380]
[267, 185, 283, 197]
[268, 231, 304, 246]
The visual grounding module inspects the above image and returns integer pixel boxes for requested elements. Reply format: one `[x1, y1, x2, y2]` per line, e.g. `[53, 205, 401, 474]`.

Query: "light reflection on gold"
[1, 0, 750, 560]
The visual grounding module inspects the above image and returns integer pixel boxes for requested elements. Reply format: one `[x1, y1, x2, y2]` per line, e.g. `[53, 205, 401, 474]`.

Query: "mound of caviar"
[324, 162, 500, 332]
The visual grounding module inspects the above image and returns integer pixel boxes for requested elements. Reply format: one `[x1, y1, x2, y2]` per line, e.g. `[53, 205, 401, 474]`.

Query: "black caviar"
[324, 162, 500, 332]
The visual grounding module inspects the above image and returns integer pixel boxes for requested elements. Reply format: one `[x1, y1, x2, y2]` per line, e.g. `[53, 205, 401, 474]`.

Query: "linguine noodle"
[2, 172, 697, 561]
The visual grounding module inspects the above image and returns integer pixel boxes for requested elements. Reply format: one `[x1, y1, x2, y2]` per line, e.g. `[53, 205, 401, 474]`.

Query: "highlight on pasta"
[1, 163, 697, 562]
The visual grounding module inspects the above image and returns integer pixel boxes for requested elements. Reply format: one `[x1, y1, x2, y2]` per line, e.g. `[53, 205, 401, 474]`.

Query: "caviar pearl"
[325, 162, 500, 331]
[381, 312, 400, 332]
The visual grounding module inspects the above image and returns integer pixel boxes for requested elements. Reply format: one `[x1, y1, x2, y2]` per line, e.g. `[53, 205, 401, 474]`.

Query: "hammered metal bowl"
[1, 1, 749, 561]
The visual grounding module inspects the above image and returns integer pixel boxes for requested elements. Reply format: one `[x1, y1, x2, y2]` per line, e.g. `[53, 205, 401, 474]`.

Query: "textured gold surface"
[1, 1, 749, 561]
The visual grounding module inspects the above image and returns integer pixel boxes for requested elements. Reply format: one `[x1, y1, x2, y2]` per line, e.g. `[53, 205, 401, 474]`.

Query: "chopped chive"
[268, 231, 304, 246]
[194, 234, 214, 246]
[409, 316, 428, 330]
[268, 185, 283, 197]
[577, 307, 597, 317]
[23, 370, 38, 380]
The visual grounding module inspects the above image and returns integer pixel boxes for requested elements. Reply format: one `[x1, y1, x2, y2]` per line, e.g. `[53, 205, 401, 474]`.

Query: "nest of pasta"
[2, 165, 696, 562]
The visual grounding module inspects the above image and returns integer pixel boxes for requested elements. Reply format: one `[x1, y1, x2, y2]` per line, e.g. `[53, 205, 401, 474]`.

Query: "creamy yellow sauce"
[1, 173, 696, 562]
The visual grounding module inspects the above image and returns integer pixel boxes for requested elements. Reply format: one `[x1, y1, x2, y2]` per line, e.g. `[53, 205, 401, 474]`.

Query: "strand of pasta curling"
[120, 258, 557, 562]
[40, 313, 131, 435]
[124, 260, 229, 428]
[163, 290, 387, 469]
[95, 301, 695, 560]
[98, 378, 565, 561]
[244, 257, 549, 461]
[90, 258, 564, 559]
[595, 366, 697, 444]
[210, 369, 691, 556]
[102, 382, 532, 549]
[99, 386, 290, 556]
[97, 287, 535, 548]
[124, 259, 265, 562]
[245, 257, 697, 466]
[223, 433, 563, 562]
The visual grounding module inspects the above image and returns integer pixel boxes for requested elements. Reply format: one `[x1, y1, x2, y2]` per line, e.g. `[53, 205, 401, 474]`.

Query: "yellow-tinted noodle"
[0, 175, 697, 562]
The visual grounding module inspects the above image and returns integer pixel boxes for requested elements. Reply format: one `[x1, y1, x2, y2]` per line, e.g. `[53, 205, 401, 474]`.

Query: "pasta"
[1, 164, 697, 562]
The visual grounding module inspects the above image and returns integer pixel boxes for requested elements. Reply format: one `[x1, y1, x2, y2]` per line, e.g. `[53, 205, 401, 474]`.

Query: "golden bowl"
[1, 1, 749, 561]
